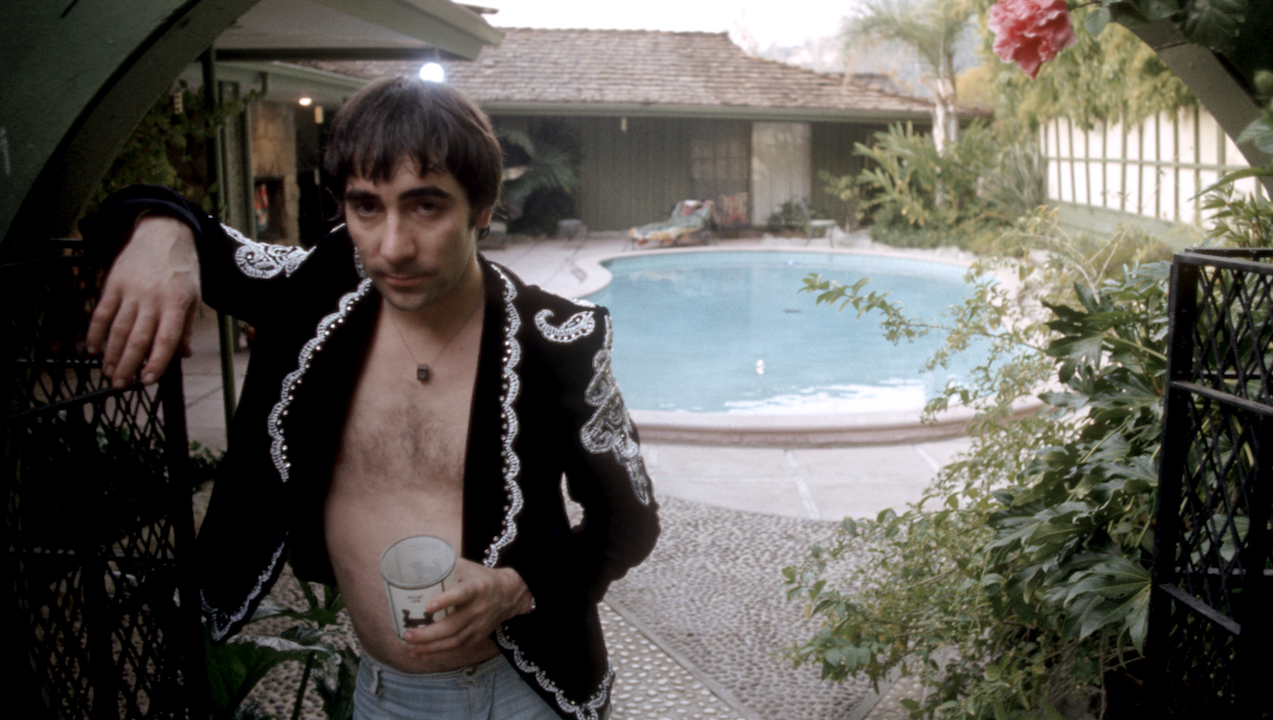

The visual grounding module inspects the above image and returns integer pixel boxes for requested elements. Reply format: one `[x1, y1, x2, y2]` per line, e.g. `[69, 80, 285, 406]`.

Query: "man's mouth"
[380, 272, 430, 289]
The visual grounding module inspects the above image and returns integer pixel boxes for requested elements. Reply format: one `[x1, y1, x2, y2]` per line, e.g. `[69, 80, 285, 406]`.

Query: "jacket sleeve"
[78, 184, 320, 327]
[515, 306, 660, 610]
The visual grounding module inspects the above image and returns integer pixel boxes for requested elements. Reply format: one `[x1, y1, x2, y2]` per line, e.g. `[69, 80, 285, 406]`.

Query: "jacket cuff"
[79, 185, 205, 264]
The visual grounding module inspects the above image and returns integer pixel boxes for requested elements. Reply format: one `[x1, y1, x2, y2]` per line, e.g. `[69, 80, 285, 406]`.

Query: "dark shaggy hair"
[324, 76, 502, 219]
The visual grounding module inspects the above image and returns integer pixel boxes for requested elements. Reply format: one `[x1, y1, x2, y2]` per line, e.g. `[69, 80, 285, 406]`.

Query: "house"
[305, 28, 936, 232]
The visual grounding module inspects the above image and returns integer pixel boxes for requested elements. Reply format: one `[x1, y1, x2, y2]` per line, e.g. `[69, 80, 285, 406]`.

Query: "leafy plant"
[1081, 0, 1273, 93]
[983, 5, 1193, 130]
[91, 80, 262, 217]
[766, 198, 826, 235]
[820, 170, 868, 232]
[787, 210, 1184, 717]
[848, 121, 1025, 249]
[1200, 184, 1273, 249]
[978, 139, 1048, 226]
[496, 121, 583, 236]
[206, 575, 357, 720]
[189, 441, 224, 493]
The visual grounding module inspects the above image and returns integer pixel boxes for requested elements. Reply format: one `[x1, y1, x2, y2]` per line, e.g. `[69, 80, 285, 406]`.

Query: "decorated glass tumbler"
[380, 535, 458, 638]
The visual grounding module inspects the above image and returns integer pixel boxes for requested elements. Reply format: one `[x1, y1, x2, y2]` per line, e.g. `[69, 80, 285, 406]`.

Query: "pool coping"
[631, 402, 1042, 447]
[569, 243, 982, 299]
[574, 243, 1024, 447]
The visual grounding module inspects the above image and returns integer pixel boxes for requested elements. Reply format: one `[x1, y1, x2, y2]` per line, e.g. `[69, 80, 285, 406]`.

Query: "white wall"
[1042, 107, 1261, 229]
[751, 122, 812, 226]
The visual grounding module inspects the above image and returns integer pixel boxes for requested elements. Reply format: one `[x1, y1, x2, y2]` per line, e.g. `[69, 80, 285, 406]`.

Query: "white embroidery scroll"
[580, 316, 652, 505]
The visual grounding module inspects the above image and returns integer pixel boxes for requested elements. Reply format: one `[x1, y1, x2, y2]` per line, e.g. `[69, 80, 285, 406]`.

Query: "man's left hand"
[402, 559, 533, 657]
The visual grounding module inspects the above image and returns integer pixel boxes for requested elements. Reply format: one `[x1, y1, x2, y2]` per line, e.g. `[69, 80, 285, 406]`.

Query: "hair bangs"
[325, 76, 503, 214]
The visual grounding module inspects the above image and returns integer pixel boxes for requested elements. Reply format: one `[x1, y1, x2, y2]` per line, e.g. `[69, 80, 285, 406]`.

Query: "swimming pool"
[586, 249, 984, 415]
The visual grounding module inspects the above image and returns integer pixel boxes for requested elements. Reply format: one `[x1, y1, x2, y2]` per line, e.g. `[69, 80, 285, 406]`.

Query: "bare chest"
[324, 315, 481, 549]
[330, 322, 478, 488]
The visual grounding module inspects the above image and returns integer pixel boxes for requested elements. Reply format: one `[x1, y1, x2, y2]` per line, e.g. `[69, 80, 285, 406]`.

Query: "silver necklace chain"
[385, 299, 482, 382]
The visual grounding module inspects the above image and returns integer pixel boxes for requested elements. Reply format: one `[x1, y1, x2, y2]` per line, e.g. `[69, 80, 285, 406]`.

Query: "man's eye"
[415, 201, 440, 214]
[352, 202, 379, 216]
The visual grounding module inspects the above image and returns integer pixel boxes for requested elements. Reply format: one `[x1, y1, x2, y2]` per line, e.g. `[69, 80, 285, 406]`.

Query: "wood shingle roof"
[305, 27, 934, 121]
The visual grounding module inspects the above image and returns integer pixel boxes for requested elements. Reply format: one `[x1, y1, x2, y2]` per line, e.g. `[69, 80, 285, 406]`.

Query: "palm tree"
[844, 0, 971, 153]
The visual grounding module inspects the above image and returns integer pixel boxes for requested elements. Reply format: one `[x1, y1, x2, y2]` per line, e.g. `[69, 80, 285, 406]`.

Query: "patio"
[183, 231, 969, 719]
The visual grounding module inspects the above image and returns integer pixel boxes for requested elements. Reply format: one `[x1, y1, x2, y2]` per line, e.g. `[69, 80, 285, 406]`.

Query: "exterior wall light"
[419, 62, 445, 83]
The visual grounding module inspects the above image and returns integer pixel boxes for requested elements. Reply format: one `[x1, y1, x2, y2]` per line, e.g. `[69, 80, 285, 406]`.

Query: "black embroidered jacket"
[81, 186, 661, 720]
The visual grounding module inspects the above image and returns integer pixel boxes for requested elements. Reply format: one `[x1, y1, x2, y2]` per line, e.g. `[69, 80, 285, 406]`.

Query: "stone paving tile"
[786, 445, 941, 483]
[643, 445, 796, 479]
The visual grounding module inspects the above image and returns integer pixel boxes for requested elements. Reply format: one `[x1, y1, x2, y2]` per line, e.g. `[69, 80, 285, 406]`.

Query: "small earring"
[477, 226, 491, 241]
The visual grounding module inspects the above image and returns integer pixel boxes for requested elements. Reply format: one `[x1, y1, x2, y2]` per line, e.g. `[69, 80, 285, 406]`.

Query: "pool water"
[585, 250, 985, 415]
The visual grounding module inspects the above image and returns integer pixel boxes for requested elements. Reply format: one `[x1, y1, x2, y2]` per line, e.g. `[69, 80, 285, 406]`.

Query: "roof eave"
[296, 0, 503, 60]
[208, 61, 370, 102]
[478, 101, 933, 124]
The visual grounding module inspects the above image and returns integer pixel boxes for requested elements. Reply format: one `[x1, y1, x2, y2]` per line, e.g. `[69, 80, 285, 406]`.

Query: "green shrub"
[497, 122, 583, 237]
[787, 210, 1184, 717]
[766, 198, 826, 234]
[838, 122, 1045, 250]
[207, 577, 357, 720]
[92, 80, 261, 216]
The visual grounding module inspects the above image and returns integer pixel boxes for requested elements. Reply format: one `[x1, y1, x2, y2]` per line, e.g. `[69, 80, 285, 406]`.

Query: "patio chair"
[629, 199, 716, 248]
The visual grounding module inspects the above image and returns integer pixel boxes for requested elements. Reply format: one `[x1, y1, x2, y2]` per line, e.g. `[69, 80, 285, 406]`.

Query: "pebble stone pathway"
[602, 602, 747, 720]
[606, 496, 872, 720]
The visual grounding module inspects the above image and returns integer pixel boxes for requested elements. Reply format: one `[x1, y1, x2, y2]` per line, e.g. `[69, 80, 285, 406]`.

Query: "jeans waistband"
[363, 652, 507, 684]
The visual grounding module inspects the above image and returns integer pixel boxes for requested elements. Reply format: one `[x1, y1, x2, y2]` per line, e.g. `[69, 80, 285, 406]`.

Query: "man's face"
[343, 161, 492, 313]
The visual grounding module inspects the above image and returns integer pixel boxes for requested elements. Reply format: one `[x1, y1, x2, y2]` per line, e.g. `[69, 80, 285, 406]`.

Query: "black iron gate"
[2, 242, 207, 718]
[1149, 248, 1273, 718]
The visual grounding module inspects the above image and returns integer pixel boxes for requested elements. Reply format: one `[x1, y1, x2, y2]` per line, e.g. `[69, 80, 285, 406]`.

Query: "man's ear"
[324, 185, 344, 223]
[474, 205, 495, 230]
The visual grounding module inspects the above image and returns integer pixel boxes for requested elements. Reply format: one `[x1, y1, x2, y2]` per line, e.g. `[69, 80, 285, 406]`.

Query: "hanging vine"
[90, 80, 262, 216]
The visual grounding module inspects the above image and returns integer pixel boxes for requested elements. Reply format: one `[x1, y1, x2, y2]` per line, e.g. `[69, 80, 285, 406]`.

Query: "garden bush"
[837, 122, 1043, 251]
[497, 122, 583, 237]
[785, 191, 1267, 716]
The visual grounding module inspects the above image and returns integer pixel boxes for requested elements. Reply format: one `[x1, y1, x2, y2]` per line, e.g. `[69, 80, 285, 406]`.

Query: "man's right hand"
[86, 215, 201, 389]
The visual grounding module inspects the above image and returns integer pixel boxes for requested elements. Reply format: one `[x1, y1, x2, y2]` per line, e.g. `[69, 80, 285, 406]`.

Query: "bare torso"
[323, 300, 497, 673]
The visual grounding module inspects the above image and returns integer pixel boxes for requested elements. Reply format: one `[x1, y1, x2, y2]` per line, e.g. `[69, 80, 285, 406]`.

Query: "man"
[81, 76, 659, 720]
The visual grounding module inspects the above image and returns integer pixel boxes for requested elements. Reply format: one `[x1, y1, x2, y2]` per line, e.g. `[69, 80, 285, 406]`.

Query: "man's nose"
[379, 212, 416, 264]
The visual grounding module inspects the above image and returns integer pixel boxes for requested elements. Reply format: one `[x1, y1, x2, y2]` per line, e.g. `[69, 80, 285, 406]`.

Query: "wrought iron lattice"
[1149, 249, 1273, 719]
[2, 242, 206, 719]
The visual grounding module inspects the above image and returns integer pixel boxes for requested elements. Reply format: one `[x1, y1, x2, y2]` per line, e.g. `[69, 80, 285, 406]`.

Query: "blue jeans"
[354, 653, 561, 720]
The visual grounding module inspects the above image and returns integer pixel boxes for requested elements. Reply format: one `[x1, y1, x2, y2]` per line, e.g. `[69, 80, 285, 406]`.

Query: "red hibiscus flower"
[989, 0, 1078, 80]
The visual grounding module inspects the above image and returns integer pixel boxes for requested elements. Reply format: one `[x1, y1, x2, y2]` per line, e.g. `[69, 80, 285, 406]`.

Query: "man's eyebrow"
[343, 189, 380, 202]
[399, 186, 454, 202]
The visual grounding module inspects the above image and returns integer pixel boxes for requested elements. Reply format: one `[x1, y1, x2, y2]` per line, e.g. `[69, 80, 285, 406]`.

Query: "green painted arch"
[1, 0, 262, 251]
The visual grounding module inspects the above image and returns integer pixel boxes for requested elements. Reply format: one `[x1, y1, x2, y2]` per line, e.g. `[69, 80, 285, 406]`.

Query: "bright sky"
[485, 0, 865, 49]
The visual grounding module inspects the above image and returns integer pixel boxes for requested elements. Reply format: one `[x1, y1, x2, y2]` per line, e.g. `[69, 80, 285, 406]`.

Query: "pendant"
[416, 364, 431, 382]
